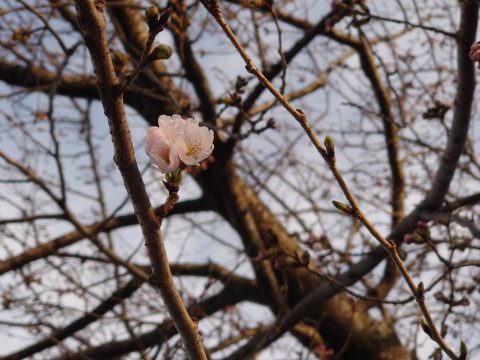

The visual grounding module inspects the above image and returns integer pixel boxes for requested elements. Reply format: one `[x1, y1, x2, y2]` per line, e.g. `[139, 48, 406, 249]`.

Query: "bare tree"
[0, 0, 479, 359]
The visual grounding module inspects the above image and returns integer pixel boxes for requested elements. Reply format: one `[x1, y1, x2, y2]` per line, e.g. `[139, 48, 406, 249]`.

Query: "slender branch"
[0, 198, 209, 276]
[56, 276, 262, 360]
[198, 1, 468, 358]
[1, 277, 144, 360]
[421, 3, 478, 210]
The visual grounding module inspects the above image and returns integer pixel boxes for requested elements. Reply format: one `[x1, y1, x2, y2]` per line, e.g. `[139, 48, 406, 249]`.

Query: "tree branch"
[73, 2, 207, 357]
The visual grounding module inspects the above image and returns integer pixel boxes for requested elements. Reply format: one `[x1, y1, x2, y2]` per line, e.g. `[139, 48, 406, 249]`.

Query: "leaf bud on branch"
[332, 200, 355, 217]
[148, 44, 173, 62]
[459, 340, 468, 360]
[324, 135, 335, 159]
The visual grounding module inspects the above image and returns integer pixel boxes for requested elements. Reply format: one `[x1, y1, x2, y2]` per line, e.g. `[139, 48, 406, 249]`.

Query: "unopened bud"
[460, 296, 470, 306]
[12, 28, 30, 43]
[324, 136, 335, 158]
[403, 233, 414, 244]
[470, 41, 480, 69]
[420, 318, 432, 339]
[332, 200, 355, 216]
[459, 340, 468, 360]
[249, 0, 263, 8]
[158, 7, 172, 27]
[235, 76, 248, 92]
[266, 118, 276, 129]
[149, 44, 173, 62]
[111, 51, 129, 71]
[416, 281, 424, 301]
[299, 250, 310, 266]
[145, 6, 160, 29]
[416, 221, 428, 231]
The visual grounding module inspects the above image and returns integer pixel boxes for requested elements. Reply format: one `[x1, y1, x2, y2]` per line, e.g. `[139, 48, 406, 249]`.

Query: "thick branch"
[74, 2, 207, 357]
[421, 3, 478, 209]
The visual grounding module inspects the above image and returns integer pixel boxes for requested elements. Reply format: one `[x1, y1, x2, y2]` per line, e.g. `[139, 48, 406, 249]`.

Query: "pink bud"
[416, 221, 428, 231]
[253, 250, 268, 262]
[404, 234, 414, 244]
[469, 41, 480, 68]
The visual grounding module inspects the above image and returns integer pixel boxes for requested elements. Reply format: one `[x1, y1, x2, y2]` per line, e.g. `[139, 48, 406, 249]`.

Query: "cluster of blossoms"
[145, 114, 214, 174]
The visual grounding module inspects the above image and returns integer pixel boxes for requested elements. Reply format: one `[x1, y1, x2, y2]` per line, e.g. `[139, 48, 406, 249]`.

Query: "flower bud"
[158, 7, 172, 27]
[149, 44, 173, 62]
[460, 296, 470, 306]
[416, 221, 428, 231]
[111, 51, 129, 72]
[332, 200, 355, 216]
[459, 340, 468, 360]
[300, 251, 310, 267]
[403, 233, 414, 244]
[235, 76, 248, 92]
[416, 281, 424, 301]
[12, 28, 30, 43]
[324, 136, 335, 158]
[145, 6, 160, 29]
[249, 0, 263, 8]
[420, 318, 433, 339]
[470, 41, 480, 65]
[266, 118, 276, 129]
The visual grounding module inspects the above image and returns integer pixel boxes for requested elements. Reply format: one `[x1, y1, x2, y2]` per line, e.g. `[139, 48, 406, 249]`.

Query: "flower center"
[186, 139, 201, 158]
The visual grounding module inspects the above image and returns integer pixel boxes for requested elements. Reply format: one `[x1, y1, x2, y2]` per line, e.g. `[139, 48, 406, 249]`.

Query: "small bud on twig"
[324, 136, 335, 159]
[148, 44, 173, 62]
[332, 200, 355, 217]
[420, 318, 433, 339]
[158, 7, 172, 27]
[300, 250, 310, 266]
[416, 281, 425, 301]
[145, 6, 160, 29]
[145, 6, 171, 34]
[459, 340, 468, 360]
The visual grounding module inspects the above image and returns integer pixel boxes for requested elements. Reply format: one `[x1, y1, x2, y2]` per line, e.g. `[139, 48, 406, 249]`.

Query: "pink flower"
[145, 114, 214, 173]
[469, 41, 480, 68]
[176, 118, 214, 166]
[145, 127, 180, 173]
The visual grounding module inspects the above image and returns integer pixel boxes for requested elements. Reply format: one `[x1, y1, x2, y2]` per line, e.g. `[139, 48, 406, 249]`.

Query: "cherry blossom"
[145, 114, 214, 174]
[145, 127, 180, 173]
[176, 117, 214, 166]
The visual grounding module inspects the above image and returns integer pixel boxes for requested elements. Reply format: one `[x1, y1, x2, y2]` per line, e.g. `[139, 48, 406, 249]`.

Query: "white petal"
[145, 127, 163, 156]
[158, 115, 172, 126]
